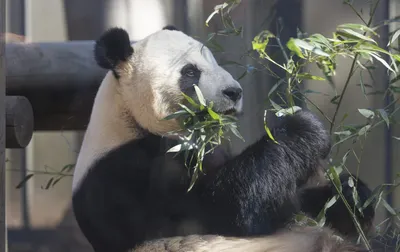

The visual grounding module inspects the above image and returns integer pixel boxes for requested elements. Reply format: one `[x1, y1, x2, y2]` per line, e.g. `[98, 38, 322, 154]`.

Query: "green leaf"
[358, 108, 375, 119]
[297, 72, 325, 81]
[269, 99, 283, 111]
[388, 28, 400, 46]
[316, 195, 339, 226]
[163, 110, 189, 120]
[369, 53, 396, 73]
[167, 144, 182, 153]
[230, 126, 245, 142]
[348, 176, 355, 188]
[337, 28, 377, 44]
[286, 38, 305, 58]
[51, 177, 63, 188]
[268, 79, 286, 98]
[328, 166, 342, 193]
[187, 168, 199, 192]
[308, 33, 333, 51]
[359, 71, 368, 100]
[358, 125, 371, 136]
[205, 3, 228, 27]
[337, 23, 378, 35]
[377, 109, 390, 128]
[193, 85, 206, 107]
[16, 174, 34, 189]
[334, 130, 352, 136]
[181, 92, 200, 108]
[342, 149, 351, 165]
[330, 95, 341, 104]
[289, 38, 330, 57]
[167, 144, 194, 153]
[265, 125, 278, 144]
[207, 108, 220, 120]
[381, 198, 397, 216]
[275, 106, 302, 117]
[42, 178, 54, 190]
[60, 164, 75, 173]
[178, 104, 196, 116]
[252, 30, 275, 53]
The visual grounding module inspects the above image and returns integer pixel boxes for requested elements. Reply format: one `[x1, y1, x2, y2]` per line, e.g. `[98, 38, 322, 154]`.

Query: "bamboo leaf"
[358, 125, 371, 136]
[388, 28, 400, 46]
[42, 178, 54, 190]
[381, 198, 397, 216]
[275, 106, 302, 117]
[328, 166, 342, 193]
[193, 85, 207, 107]
[163, 110, 189, 120]
[297, 72, 326, 81]
[377, 109, 390, 128]
[207, 108, 220, 120]
[16, 174, 34, 189]
[358, 108, 375, 119]
[337, 28, 377, 44]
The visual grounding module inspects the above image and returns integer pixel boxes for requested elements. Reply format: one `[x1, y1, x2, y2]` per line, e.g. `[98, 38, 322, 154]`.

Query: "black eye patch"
[179, 64, 201, 92]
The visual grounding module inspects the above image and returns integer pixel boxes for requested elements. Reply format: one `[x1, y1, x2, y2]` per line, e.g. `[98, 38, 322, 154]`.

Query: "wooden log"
[5, 96, 34, 148]
[5, 41, 109, 131]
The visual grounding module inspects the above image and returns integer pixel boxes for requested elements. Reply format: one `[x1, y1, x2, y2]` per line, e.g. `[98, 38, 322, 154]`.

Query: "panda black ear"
[162, 25, 179, 31]
[94, 27, 134, 70]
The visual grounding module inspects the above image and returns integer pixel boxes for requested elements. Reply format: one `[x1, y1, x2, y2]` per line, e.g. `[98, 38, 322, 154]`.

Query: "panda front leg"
[194, 109, 331, 236]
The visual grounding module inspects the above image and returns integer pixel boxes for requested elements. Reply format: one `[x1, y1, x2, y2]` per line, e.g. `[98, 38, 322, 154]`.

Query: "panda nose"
[222, 87, 243, 102]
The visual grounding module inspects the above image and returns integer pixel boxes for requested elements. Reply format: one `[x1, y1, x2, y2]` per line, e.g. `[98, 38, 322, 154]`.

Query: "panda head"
[94, 25, 243, 136]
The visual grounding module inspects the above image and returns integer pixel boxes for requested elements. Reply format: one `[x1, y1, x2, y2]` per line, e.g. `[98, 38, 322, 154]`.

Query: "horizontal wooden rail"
[5, 41, 112, 131]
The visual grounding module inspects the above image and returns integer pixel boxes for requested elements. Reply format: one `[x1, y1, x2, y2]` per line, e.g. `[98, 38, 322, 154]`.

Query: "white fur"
[72, 29, 243, 193]
[72, 72, 144, 190]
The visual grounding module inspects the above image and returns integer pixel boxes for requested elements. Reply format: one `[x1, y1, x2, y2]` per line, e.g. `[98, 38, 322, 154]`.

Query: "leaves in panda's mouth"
[163, 84, 244, 192]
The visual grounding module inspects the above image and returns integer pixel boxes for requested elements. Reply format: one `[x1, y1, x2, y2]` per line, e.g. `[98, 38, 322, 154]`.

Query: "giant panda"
[71, 25, 374, 252]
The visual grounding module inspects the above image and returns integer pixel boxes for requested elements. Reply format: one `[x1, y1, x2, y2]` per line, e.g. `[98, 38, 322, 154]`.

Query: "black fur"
[163, 25, 179, 31]
[94, 27, 133, 77]
[73, 110, 340, 252]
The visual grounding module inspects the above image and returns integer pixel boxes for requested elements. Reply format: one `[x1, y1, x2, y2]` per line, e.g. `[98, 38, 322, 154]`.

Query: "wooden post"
[0, 0, 6, 250]
[5, 96, 34, 149]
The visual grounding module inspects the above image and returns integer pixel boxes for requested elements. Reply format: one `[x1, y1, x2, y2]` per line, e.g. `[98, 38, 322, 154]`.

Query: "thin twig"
[345, 2, 368, 25]
[329, 0, 382, 134]
[6, 168, 73, 177]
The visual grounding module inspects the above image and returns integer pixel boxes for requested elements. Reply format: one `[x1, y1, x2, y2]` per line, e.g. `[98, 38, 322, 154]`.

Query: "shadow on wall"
[8, 206, 91, 252]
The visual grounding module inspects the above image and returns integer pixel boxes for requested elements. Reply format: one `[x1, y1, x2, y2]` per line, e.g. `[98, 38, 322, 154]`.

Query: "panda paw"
[327, 173, 375, 236]
[273, 109, 331, 160]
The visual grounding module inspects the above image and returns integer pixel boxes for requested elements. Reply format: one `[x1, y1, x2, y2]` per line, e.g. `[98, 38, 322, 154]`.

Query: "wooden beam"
[0, 0, 7, 250]
[5, 41, 108, 131]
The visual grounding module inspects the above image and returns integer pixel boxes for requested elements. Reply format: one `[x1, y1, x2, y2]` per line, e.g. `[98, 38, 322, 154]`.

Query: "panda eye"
[186, 70, 195, 77]
[181, 64, 199, 78]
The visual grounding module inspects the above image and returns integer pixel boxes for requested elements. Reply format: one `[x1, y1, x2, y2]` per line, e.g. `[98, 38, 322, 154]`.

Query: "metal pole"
[0, 0, 7, 250]
[269, 0, 305, 108]
[382, 0, 393, 215]
[375, 0, 393, 216]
